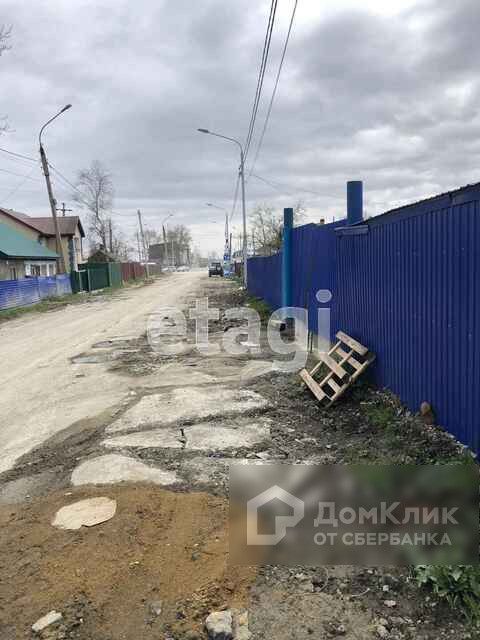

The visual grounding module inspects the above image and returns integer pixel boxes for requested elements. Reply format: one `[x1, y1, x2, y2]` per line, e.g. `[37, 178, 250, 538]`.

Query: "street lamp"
[39, 104, 72, 274]
[206, 202, 227, 212]
[197, 128, 247, 286]
[206, 203, 230, 261]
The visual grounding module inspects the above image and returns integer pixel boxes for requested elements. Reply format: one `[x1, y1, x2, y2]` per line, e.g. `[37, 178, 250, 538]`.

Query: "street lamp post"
[198, 129, 247, 286]
[206, 203, 230, 260]
[39, 104, 72, 274]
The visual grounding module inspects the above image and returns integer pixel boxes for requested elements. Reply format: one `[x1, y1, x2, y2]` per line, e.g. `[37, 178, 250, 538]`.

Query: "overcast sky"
[1, 0, 479, 255]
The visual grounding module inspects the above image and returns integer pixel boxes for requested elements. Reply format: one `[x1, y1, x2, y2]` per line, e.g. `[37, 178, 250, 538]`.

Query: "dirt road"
[0, 272, 203, 475]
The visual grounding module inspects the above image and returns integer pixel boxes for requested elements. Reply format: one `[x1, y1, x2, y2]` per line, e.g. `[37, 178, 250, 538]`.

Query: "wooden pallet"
[300, 331, 375, 406]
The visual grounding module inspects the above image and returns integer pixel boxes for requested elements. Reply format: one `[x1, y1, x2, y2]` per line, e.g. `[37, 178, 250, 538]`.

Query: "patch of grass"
[415, 565, 480, 626]
[362, 403, 397, 429]
[0, 295, 76, 322]
[245, 295, 271, 324]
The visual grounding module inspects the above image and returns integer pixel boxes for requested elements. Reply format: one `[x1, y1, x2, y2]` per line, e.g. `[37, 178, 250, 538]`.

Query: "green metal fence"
[71, 262, 124, 293]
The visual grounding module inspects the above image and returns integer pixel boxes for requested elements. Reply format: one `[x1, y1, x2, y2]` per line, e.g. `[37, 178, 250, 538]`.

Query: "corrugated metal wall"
[246, 185, 480, 453]
[0, 274, 72, 311]
[247, 220, 342, 321]
[121, 262, 146, 282]
[108, 263, 123, 288]
[333, 188, 480, 453]
[291, 221, 343, 333]
[247, 252, 282, 309]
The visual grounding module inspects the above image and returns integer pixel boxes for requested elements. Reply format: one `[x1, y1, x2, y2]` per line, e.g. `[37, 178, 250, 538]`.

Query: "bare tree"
[110, 222, 132, 260]
[250, 201, 306, 255]
[250, 204, 281, 255]
[166, 224, 192, 265]
[0, 25, 12, 135]
[73, 160, 114, 250]
[143, 228, 162, 247]
[0, 24, 11, 56]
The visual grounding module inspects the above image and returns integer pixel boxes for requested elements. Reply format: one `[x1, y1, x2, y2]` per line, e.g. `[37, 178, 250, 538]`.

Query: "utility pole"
[239, 156, 247, 287]
[137, 209, 150, 278]
[136, 232, 142, 262]
[39, 145, 65, 273]
[56, 202, 72, 217]
[197, 129, 247, 286]
[108, 219, 113, 254]
[38, 104, 72, 274]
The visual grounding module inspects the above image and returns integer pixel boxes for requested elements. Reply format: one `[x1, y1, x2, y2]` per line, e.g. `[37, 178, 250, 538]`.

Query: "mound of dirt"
[0, 484, 255, 639]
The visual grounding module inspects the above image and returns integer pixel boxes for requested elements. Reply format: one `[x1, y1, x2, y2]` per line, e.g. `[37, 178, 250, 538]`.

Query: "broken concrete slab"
[103, 430, 182, 449]
[52, 497, 117, 530]
[186, 421, 270, 451]
[103, 420, 270, 452]
[106, 386, 270, 434]
[71, 453, 179, 486]
[132, 362, 218, 389]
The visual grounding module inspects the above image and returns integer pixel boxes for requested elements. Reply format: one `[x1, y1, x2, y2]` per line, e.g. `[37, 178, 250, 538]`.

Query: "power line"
[2, 165, 39, 204]
[48, 162, 137, 219]
[248, 0, 298, 177]
[0, 167, 42, 181]
[251, 172, 295, 195]
[0, 147, 37, 162]
[250, 172, 328, 197]
[48, 162, 82, 195]
[243, 0, 278, 161]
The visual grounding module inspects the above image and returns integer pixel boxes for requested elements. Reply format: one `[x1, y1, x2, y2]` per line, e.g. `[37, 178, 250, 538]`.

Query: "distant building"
[0, 207, 85, 272]
[149, 241, 190, 266]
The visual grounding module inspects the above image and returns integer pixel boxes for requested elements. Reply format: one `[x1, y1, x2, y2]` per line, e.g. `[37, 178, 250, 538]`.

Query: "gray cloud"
[0, 0, 479, 251]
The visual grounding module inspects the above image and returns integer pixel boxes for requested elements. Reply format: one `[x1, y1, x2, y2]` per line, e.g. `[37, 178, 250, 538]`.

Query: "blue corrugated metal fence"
[247, 220, 342, 331]
[247, 185, 480, 453]
[333, 187, 480, 453]
[0, 274, 72, 311]
[247, 252, 282, 310]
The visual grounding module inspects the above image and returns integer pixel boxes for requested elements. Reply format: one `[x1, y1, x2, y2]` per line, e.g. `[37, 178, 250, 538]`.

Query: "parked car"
[208, 261, 223, 277]
[176, 265, 190, 272]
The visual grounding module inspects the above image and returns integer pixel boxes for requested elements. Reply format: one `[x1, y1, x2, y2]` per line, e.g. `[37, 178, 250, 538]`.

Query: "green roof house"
[0, 220, 58, 281]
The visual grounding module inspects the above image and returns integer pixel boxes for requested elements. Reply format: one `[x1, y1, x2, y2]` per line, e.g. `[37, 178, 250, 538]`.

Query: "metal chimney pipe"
[347, 181, 363, 225]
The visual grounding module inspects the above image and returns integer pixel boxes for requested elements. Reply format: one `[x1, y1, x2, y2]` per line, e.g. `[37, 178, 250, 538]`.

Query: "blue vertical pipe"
[347, 180, 363, 225]
[282, 207, 293, 308]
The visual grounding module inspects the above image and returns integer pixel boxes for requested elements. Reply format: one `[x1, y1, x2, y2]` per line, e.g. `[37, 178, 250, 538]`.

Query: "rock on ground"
[31, 610, 63, 633]
[205, 610, 233, 639]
